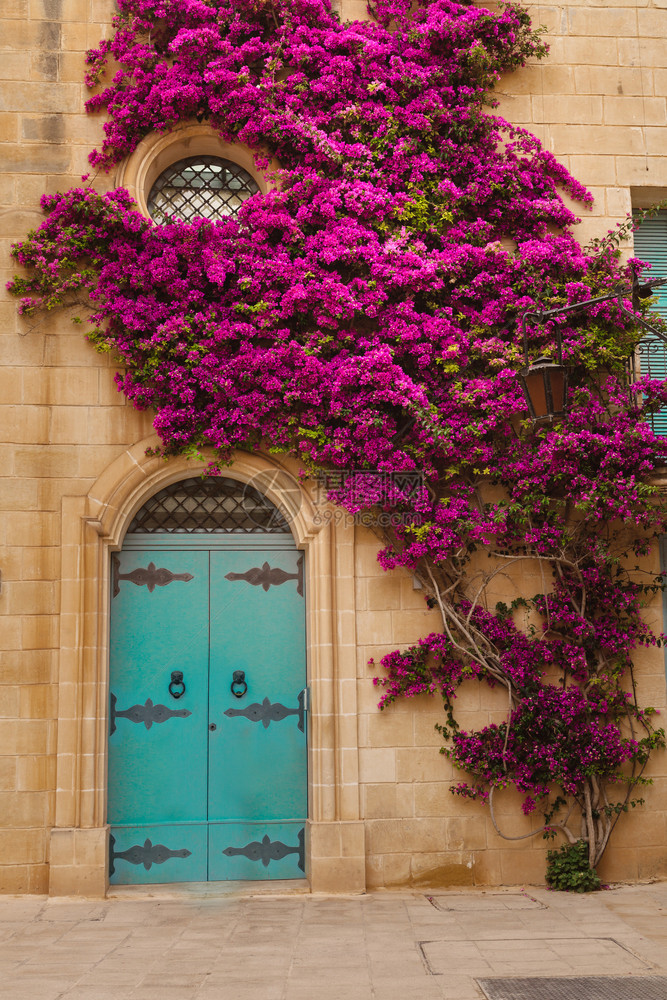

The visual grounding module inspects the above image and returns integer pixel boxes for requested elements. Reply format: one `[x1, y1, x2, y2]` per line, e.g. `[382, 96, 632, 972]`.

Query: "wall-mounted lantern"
[519, 311, 567, 421]
[519, 277, 667, 422]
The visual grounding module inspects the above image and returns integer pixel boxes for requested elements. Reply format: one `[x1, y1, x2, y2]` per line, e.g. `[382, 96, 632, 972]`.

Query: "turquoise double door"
[108, 536, 307, 884]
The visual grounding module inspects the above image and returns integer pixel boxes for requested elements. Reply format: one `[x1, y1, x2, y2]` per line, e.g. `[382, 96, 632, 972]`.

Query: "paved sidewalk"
[0, 881, 665, 999]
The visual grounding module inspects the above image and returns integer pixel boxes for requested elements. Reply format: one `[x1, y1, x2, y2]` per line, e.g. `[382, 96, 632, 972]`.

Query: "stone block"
[569, 7, 639, 37]
[471, 849, 503, 886]
[354, 538, 383, 576]
[58, 51, 89, 83]
[355, 610, 393, 646]
[0, 405, 49, 444]
[390, 607, 441, 645]
[0, 114, 19, 142]
[366, 712, 413, 749]
[605, 186, 632, 216]
[0, 790, 49, 826]
[364, 575, 402, 612]
[0, 827, 45, 864]
[496, 65, 575, 96]
[597, 846, 639, 883]
[24, 371, 100, 413]
[619, 37, 667, 68]
[5, 580, 57, 616]
[367, 852, 411, 888]
[413, 713, 446, 747]
[44, 333, 101, 366]
[532, 95, 603, 125]
[363, 783, 401, 820]
[494, 94, 532, 124]
[0, 477, 39, 510]
[306, 820, 365, 893]
[410, 852, 474, 887]
[637, 847, 667, 880]
[309, 855, 366, 893]
[1, 19, 61, 51]
[0, 175, 16, 205]
[559, 36, 620, 66]
[21, 547, 60, 582]
[550, 124, 645, 156]
[605, 96, 666, 126]
[0, 685, 20, 718]
[78, 444, 142, 478]
[0, 719, 49, 756]
[637, 7, 667, 37]
[29, 0, 93, 22]
[413, 782, 451, 819]
[339, 0, 374, 21]
[367, 817, 449, 855]
[0, 758, 17, 791]
[359, 747, 396, 783]
[19, 683, 57, 719]
[30, 51, 59, 82]
[48, 862, 108, 898]
[17, 755, 55, 791]
[499, 848, 548, 886]
[28, 864, 49, 893]
[0, 614, 21, 651]
[446, 816, 487, 853]
[396, 746, 450, 783]
[607, 809, 665, 848]
[566, 155, 617, 188]
[21, 617, 58, 651]
[0, 82, 82, 116]
[0, 366, 24, 404]
[0, 864, 31, 893]
[2, 0, 29, 16]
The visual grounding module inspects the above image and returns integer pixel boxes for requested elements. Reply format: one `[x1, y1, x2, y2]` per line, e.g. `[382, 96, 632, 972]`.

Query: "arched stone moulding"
[115, 123, 279, 219]
[50, 438, 365, 896]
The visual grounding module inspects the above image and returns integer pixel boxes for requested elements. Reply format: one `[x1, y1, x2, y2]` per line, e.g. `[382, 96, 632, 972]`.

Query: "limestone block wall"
[0, 0, 665, 894]
[0, 0, 154, 893]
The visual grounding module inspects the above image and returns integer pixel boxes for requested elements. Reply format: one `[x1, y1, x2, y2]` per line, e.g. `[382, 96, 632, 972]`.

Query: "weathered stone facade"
[1, 0, 666, 895]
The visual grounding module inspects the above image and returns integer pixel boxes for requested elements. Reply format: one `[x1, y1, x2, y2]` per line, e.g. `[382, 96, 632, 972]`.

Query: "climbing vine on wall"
[9, 0, 667, 877]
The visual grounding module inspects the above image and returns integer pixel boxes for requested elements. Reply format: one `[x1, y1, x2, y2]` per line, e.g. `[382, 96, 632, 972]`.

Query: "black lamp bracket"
[521, 276, 667, 363]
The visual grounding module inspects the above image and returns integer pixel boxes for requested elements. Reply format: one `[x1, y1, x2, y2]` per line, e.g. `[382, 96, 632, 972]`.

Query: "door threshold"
[107, 879, 311, 900]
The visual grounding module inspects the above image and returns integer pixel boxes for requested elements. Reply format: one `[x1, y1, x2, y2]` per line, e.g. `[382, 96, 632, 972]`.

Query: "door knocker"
[231, 670, 247, 699]
[169, 670, 186, 700]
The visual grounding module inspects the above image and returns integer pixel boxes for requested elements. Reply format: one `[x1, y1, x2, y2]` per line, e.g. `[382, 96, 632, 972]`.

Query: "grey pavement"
[0, 881, 665, 1000]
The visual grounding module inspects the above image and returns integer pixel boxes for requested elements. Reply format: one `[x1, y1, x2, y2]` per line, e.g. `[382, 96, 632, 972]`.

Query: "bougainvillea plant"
[9, 0, 667, 876]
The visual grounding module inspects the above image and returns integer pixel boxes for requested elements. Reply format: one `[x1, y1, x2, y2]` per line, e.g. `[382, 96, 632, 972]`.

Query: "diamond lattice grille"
[127, 477, 291, 533]
[147, 157, 259, 223]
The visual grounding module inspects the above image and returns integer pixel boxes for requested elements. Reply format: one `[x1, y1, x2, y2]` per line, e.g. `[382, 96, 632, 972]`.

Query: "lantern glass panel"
[522, 369, 549, 419]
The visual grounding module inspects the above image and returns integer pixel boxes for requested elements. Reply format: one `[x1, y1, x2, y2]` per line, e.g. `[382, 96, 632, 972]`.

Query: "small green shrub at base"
[545, 841, 602, 893]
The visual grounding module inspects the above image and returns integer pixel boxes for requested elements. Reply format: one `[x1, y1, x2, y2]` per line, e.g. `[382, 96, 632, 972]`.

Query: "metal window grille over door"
[127, 477, 291, 534]
[633, 212, 667, 436]
[147, 157, 260, 223]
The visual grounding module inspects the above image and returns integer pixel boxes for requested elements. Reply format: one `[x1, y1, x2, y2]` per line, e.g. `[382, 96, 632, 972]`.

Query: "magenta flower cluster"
[9, 0, 667, 867]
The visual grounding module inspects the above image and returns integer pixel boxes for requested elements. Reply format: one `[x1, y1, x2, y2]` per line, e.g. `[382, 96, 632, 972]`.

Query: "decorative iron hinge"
[112, 554, 194, 598]
[224, 555, 303, 596]
[109, 693, 192, 736]
[224, 689, 306, 732]
[109, 834, 192, 876]
[222, 827, 304, 872]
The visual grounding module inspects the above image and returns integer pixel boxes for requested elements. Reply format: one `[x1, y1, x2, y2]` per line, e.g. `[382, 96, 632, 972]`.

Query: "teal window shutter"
[633, 213, 667, 436]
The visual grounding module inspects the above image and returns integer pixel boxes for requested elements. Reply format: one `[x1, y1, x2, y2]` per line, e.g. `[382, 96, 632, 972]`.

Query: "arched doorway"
[107, 477, 307, 884]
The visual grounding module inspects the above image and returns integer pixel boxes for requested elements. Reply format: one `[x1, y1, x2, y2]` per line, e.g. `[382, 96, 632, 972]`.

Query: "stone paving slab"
[0, 883, 663, 999]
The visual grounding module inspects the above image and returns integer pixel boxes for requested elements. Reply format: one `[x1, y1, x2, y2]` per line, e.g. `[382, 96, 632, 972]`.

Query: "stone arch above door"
[49, 439, 365, 897]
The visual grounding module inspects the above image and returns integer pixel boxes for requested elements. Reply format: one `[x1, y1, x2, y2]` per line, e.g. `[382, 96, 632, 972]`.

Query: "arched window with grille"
[147, 157, 260, 224]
